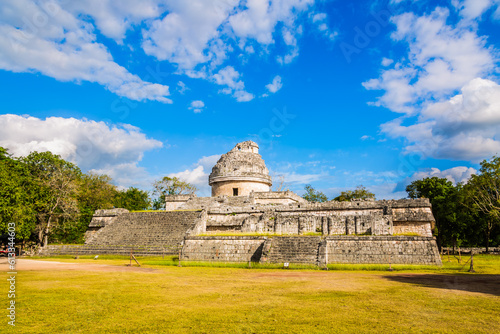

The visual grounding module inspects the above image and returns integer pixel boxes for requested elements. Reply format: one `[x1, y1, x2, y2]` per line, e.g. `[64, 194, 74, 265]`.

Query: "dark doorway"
[233, 188, 238, 196]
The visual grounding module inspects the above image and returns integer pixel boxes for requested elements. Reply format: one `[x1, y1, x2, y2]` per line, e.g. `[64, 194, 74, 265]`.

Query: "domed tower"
[209, 141, 272, 196]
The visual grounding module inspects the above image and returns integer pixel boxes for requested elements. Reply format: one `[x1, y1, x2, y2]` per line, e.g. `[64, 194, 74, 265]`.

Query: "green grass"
[4, 254, 499, 333]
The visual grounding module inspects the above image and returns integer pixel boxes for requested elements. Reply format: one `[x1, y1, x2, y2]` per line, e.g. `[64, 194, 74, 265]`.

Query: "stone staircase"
[85, 211, 201, 251]
[263, 236, 322, 264]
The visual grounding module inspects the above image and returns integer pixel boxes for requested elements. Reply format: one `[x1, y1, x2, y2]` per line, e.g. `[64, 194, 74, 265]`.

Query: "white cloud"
[309, 11, 337, 41]
[213, 66, 254, 102]
[189, 100, 205, 113]
[381, 57, 393, 66]
[177, 81, 188, 94]
[233, 90, 255, 102]
[229, 0, 313, 45]
[167, 154, 221, 196]
[212, 66, 244, 90]
[383, 78, 500, 161]
[64, 0, 166, 42]
[409, 166, 476, 184]
[197, 155, 221, 170]
[456, 0, 500, 20]
[360, 135, 373, 141]
[265, 75, 283, 93]
[364, 7, 495, 114]
[142, 0, 238, 71]
[394, 166, 477, 194]
[0, 114, 162, 187]
[0, 1, 320, 103]
[0, 0, 171, 103]
[169, 165, 207, 192]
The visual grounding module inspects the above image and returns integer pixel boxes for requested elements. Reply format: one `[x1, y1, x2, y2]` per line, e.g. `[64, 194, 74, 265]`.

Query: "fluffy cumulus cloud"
[0, 114, 163, 187]
[213, 66, 254, 102]
[265, 75, 283, 93]
[363, 7, 494, 114]
[0, 0, 172, 103]
[310, 12, 337, 41]
[168, 154, 221, 196]
[383, 78, 500, 161]
[189, 100, 205, 113]
[456, 0, 500, 20]
[0, 1, 327, 103]
[365, 4, 500, 163]
[142, 0, 238, 71]
[142, 0, 315, 98]
[394, 166, 477, 193]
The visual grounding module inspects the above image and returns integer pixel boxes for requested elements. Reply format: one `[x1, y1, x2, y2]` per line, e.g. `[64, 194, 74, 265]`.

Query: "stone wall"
[181, 236, 266, 262]
[323, 236, 441, 265]
[203, 198, 434, 237]
[165, 195, 192, 211]
[211, 180, 270, 197]
[393, 221, 432, 237]
[260, 236, 321, 264]
[181, 235, 442, 265]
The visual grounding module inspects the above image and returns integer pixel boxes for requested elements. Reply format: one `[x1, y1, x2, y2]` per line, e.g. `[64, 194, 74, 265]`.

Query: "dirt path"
[0, 258, 159, 273]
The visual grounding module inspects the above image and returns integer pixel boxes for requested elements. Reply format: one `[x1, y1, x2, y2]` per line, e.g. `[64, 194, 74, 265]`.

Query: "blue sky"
[1, 0, 499, 199]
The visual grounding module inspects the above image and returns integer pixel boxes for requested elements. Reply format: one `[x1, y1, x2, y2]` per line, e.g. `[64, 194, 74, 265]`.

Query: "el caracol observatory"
[209, 141, 272, 197]
[65, 139, 442, 266]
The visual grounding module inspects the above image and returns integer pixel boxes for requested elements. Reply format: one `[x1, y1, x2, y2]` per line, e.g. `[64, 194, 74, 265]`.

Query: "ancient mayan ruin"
[44, 141, 442, 265]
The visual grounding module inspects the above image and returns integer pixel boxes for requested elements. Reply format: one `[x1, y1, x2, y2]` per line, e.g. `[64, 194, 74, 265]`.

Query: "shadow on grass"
[383, 274, 500, 296]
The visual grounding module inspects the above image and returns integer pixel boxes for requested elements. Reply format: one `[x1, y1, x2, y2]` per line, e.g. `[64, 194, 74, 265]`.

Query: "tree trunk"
[38, 227, 44, 247]
[485, 225, 490, 253]
[42, 215, 53, 248]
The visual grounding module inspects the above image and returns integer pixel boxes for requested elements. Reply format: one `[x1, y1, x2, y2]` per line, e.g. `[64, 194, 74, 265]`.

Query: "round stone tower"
[209, 141, 272, 197]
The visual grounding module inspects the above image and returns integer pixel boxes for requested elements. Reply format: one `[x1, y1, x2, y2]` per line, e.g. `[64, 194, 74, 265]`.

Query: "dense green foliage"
[406, 156, 500, 250]
[333, 185, 376, 201]
[151, 176, 198, 209]
[113, 187, 151, 211]
[302, 184, 328, 202]
[0, 147, 170, 247]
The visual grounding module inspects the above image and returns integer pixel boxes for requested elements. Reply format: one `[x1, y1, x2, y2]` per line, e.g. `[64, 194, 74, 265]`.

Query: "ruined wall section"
[181, 235, 442, 265]
[204, 198, 433, 237]
[181, 236, 266, 262]
[323, 236, 442, 265]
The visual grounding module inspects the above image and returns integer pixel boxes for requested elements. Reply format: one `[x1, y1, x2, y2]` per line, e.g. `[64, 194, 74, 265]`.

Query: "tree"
[406, 177, 461, 250]
[464, 156, 500, 252]
[333, 185, 375, 202]
[114, 187, 151, 211]
[56, 173, 118, 244]
[272, 173, 289, 191]
[21, 151, 81, 247]
[302, 184, 328, 203]
[0, 148, 37, 244]
[152, 176, 197, 209]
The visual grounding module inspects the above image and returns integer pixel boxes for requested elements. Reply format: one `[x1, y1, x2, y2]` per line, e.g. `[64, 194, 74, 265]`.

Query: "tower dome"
[209, 141, 272, 196]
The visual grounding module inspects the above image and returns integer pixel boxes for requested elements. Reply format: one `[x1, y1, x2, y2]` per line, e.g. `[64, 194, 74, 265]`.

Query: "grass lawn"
[2, 255, 499, 333]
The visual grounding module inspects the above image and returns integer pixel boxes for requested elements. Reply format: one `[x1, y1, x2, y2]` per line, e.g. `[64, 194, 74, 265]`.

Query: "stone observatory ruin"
[43, 141, 442, 266]
[209, 140, 272, 196]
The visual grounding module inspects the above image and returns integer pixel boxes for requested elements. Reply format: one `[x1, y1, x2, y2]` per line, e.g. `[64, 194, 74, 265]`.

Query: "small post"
[387, 255, 394, 271]
[469, 251, 475, 273]
[178, 247, 182, 267]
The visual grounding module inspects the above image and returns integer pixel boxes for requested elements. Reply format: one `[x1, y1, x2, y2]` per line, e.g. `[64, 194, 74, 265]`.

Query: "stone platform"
[180, 235, 442, 265]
